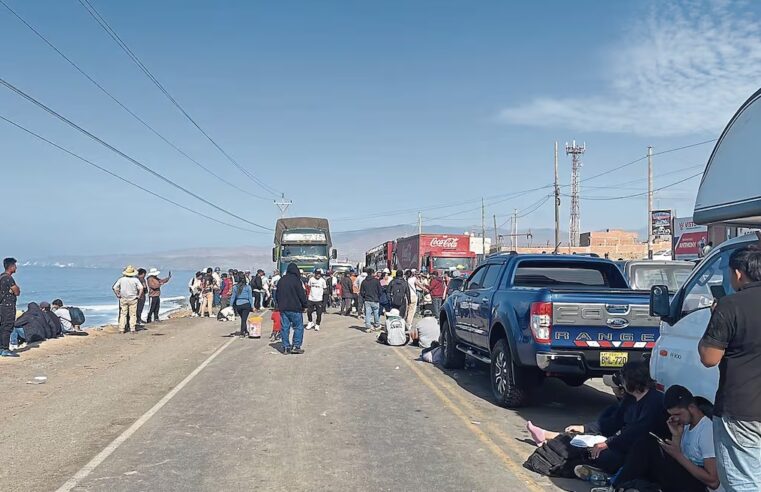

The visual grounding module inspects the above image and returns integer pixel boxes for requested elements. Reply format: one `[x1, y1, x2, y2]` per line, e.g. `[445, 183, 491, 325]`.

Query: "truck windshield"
[281, 245, 328, 259]
[433, 257, 472, 271]
[514, 261, 627, 288]
[631, 264, 694, 291]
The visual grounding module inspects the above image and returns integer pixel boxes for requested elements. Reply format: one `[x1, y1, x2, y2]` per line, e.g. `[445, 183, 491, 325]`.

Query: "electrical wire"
[0, 0, 272, 201]
[0, 77, 272, 231]
[0, 113, 265, 234]
[562, 171, 703, 201]
[76, 0, 281, 197]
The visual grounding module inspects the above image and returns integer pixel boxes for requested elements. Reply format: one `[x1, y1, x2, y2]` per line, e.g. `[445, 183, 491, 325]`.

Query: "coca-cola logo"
[430, 237, 459, 249]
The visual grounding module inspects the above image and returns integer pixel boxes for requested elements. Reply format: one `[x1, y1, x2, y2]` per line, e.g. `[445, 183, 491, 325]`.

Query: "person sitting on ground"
[14, 302, 49, 344]
[611, 385, 720, 492]
[216, 305, 235, 321]
[39, 302, 62, 338]
[411, 309, 440, 348]
[51, 299, 87, 334]
[379, 308, 407, 346]
[526, 360, 667, 478]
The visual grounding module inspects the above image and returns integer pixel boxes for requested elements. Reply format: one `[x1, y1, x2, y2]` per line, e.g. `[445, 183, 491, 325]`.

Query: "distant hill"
[29, 223, 573, 269]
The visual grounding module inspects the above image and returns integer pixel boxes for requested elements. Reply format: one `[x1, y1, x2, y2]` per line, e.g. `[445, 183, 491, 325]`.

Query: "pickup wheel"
[491, 338, 530, 408]
[440, 318, 465, 369]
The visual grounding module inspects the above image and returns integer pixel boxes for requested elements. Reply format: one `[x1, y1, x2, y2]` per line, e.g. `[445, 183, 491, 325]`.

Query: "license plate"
[600, 351, 628, 368]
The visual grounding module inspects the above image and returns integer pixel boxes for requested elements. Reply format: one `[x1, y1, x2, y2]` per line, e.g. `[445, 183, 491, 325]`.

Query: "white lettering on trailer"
[429, 237, 460, 249]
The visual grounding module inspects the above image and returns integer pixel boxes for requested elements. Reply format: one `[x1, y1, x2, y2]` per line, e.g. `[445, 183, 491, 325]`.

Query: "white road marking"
[56, 335, 238, 492]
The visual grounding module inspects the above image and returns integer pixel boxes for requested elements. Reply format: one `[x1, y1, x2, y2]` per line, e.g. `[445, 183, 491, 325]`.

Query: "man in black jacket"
[275, 263, 308, 354]
[387, 270, 410, 319]
[250, 269, 265, 311]
[340, 272, 354, 316]
[360, 268, 383, 331]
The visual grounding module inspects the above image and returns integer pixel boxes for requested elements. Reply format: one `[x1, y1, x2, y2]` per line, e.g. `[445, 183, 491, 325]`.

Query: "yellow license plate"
[600, 351, 629, 368]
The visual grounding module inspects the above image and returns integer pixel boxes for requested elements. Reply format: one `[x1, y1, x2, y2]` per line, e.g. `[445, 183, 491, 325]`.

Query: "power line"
[0, 77, 272, 231]
[563, 171, 703, 201]
[650, 138, 717, 157]
[0, 0, 271, 201]
[0, 113, 265, 234]
[76, 0, 280, 197]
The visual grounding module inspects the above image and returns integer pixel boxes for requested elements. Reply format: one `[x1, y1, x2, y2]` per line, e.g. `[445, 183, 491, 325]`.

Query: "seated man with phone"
[611, 385, 720, 492]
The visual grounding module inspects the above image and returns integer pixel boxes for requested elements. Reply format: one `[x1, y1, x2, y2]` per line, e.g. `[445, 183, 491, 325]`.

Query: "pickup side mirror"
[331, 249, 338, 260]
[650, 284, 671, 318]
[272, 247, 277, 263]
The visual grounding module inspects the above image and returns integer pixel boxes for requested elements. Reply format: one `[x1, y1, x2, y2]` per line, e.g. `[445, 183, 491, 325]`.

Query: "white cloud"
[499, 1, 761, 137]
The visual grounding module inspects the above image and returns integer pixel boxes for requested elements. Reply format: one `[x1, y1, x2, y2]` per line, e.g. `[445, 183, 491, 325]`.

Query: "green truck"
[272, 217, 337, 275]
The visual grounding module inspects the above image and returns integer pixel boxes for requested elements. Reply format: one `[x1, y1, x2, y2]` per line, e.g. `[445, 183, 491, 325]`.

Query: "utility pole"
[493, 214, 498, 250]
[418, 211, 422, 235]
[647, 146, 653, 259]
[554, 141, 560, 253]
[481, 198, 486, 256]
[514, 208, 519, 249]
[566, 140, 586, 247]
[274, 193, 292, 218]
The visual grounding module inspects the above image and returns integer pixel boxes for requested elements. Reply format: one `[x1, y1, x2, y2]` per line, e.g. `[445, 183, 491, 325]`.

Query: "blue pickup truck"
[440, 253, 660, 408]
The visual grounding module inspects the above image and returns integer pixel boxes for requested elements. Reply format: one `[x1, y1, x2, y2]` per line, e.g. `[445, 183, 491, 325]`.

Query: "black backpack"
[68, 307, 86, 326]
[523, 433, 586, 478]
[388, 280, 408, 306]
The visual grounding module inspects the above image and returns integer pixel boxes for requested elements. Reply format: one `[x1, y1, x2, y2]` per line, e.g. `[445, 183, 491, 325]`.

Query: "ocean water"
[12, 266, 196, 327]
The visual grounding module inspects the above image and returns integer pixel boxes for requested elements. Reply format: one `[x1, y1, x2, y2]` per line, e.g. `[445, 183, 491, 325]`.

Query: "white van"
[649, 86, 761, 401]
[649, 233, 759, 401]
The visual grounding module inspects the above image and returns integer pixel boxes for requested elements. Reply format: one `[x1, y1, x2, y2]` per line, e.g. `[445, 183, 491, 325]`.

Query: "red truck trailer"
[365, 241, 394, 272]
[393, 234, 475, 276]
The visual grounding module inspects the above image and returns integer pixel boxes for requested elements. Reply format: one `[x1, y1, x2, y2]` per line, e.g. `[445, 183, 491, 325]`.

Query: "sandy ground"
[1, 309, 613, 491]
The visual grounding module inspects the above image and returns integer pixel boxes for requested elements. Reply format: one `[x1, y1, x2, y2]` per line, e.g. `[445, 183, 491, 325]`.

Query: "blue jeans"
[280, 311, 304, 350]
[364, 302, 380, 328]
[714, 416, 761, 491]
[432, 297, 443, 319]
[10, 327, 24, 346]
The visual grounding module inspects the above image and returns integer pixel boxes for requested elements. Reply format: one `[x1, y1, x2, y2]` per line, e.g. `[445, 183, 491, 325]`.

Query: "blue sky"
[1, 0, 759, 257]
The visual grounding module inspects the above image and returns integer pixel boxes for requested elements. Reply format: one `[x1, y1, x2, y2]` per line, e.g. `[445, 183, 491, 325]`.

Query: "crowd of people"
[0, 258, 88, 358]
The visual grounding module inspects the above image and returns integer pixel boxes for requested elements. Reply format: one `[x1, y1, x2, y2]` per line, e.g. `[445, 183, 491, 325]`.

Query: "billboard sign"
[651, 210, 673, 240]
[673, 216, 708, 260]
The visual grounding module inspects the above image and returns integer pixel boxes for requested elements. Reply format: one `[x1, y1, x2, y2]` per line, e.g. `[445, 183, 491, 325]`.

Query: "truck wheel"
[560, 376, 587, 387]
[440, 319, 465, 369]
[491, 338, 530, 408]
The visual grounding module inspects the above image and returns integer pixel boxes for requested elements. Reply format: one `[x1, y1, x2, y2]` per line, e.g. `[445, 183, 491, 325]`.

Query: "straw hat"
[122, 265, 138, 277]
[148, 268, 161, 277]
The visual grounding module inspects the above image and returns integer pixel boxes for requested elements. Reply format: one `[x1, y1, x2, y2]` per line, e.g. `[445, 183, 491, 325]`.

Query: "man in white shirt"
[112, 265, 144, 334]
[306, 270, 327, 331]
[406, 271, 419, 326]
[271, 270, 281, 309]
[412, 310, 440, 349]
[612, 384, 720, 491]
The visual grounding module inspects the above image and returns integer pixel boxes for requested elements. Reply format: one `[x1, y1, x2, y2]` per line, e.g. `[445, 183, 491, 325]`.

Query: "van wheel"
[491, 338, 531, 408]
[440, 319, 465, 369]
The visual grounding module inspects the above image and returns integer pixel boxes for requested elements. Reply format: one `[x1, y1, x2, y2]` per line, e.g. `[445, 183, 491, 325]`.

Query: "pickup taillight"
[530, 302, 552, 344]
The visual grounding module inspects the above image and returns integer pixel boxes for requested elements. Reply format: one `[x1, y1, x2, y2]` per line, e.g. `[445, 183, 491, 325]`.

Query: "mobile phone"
[649, 432, 666, 445]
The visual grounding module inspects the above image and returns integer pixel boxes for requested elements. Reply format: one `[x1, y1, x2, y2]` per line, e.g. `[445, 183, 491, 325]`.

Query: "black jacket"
[276, 263, 308, 312]
[251, 275, 264, 290]
[360, 277, 383, 303]
[340, 276, 354, 299]
[43, 310, 63, 338]
[15, 302, 48, 343]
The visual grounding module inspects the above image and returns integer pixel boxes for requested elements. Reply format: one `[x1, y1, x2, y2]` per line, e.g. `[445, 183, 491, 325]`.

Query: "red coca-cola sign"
[430, 237, 459, 249]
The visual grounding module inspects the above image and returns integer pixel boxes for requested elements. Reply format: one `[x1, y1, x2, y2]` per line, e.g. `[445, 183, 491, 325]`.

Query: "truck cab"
[421, 253, 475, 277]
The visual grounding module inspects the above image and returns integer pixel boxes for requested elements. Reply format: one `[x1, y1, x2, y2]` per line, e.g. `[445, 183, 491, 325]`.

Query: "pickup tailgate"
[546, 289, 660, 372]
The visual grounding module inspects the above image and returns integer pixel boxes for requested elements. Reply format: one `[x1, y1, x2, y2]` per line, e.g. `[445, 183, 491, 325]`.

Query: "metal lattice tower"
[274, 193, 292, 218]
[565, 140, 586, 247]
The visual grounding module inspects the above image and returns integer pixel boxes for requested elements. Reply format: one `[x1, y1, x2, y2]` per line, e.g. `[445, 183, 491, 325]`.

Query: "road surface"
[0, 310, 615, 491]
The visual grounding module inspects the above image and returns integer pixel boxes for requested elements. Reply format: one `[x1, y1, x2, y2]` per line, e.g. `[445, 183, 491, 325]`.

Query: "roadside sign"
[673, 216, 708, 260]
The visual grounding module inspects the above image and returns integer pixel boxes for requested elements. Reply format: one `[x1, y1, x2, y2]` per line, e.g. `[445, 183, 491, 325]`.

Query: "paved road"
[1, 310, 615, 491]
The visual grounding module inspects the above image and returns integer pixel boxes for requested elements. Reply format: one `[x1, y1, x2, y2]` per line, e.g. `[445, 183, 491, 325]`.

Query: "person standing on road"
[429, 271, 445, 319]
[306, 269, 327, 331]
[276, 263, 308, 354]
[189, 272, 202, 317]
[699, 246, 761, 491]
[271, 270, 281, 309]
[199, 270, 215, 318]
[230, 273, 253, 337]
[251, 269, 265, 311]
[387, 270, 410, 320]
[219, 273, 233, 311]
[405, 270, 419, 326]
[146, 268, 171, 323]
[360, 268, 382, 331]
[340, 272, 354, 316]
[112, 265, 144, 334]
[136, 268, 148, 325]
[0, 257, 21, 357]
